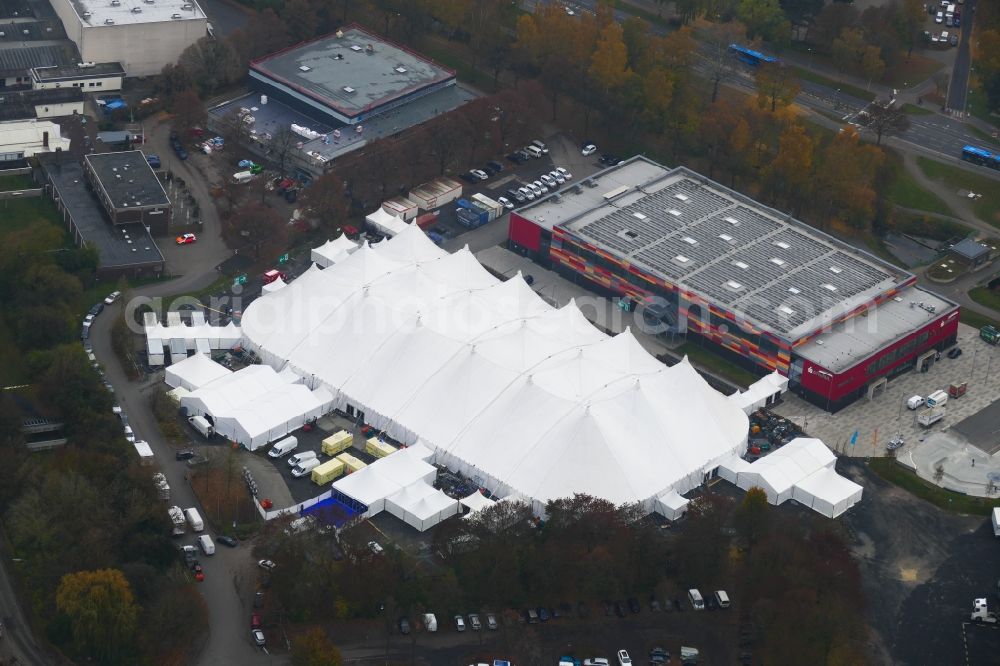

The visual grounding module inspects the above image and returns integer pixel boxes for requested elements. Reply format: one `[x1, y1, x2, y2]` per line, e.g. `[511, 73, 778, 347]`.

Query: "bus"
[728, 43, 778, 67]
[961, 145, 1000, 169]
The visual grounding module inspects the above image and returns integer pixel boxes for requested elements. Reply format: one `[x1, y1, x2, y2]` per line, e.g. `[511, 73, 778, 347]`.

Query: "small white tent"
[654, 490, 690, 521]
[165, 352, 232, 391]
[460, 490, 496, 517]
[311, 234, 360, 268]
[791, 468, 863, 518]
[365, 207, 409, 238]
[262, 277, 287, 294]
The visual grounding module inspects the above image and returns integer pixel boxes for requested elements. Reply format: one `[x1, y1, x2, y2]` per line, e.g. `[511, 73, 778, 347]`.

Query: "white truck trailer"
[917, 406, 946, 427]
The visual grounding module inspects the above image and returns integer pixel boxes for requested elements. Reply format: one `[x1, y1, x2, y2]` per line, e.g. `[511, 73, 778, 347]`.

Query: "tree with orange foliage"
[812, 127, 884, 230]
[764, 123, 814, 213]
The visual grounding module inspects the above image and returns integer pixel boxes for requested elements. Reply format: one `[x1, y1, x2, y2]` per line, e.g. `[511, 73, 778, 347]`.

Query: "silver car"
[540, 173, 557, 188]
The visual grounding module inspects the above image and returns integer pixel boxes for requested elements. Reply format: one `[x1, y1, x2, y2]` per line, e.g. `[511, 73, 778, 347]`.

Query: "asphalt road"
[946, 0, 977, 114]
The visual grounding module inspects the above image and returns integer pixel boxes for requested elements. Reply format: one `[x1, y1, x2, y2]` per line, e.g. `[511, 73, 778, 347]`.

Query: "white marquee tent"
[165, 351, 232, 391]
[311, 233, 360, 268]
[144, 312, 242, 367]
[654, 490, 690, 521]
[241, 225, 752, 515]
[262, 278, 287, 294]
[792, 468, 864, 518]
[460, 491, 497, 517]
[386, 481, 460, 531]
[729, 371, 788, 415]
[331, 444, 437, 518]
[365, 207, 409, 238]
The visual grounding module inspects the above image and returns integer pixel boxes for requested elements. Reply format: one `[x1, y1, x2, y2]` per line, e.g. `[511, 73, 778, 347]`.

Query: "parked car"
[175, 449, 195, 461]
[258, 559, 275, 571]
[507, 152, 527, 164]
[532, 179, 548, 194]
[613, 601, 626, 617]
[519, 186, 535, 201]
[104, 290, 121, 304]
[649, 596, 661, 612]
[253, 591, 264, 608]
[649, 647, 669, 664]
[251, 613, 262, 629]
[146, 154, 161, 168]
[252, 629, 266, 647]
[459, 173, 478, 184]
[583, 659, 609, 666]
[582, 143, 597, 156]
[555, 166, 572, 180]
[399, 617, 411, 635]
[88, 303, 104, 317]
[617, 649, 632, 666]
[454, 615, 466, 631]
[549, 169, 566, 184]
[525, 608, 539, 623]
[627, 597, 640, 614]
[470, 169, 489, 181]
[468, 613, 482, 630]
[485, 612, 498, 630]
[176, 233, 197, 245]
[947, 347, 962, 359]
[497, 196, 514, 209]
[935, 11, 944, 22]
[540, 173, 557, 189]
[537, 607, 550, 622]
[508, 188, 526, 203]
[217, 535, 238, 547]
[950, 33, 958, 45]
[531, 139, 549, 154]
[368, 541, 384, 555]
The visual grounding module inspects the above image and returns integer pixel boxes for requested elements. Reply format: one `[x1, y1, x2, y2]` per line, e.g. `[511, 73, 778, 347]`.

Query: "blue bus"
[728, 43, 778, 67]
[961, 145, 1000, 169]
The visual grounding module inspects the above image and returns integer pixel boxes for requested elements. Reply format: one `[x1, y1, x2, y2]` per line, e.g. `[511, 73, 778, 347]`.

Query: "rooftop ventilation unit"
[724, 216, 739, 225]
[769, 257, 786, 266]
[342, 86, 356, 94]
[733, 260, 749, 269]
[682, 236, 697, 245]
[829, 266, 843, 274]
[350, 45, 362, 52]
[822, 283, 838, 292]
[668, 209, 681, 216]
[787, 286, 801, 294]
[773, 240, 790, 249]
[111, 0, 120, 6]
[182, 3, 194, 9]
[674, 193, 689, 201]
[616, 229, 638, 240]
[674, 255, 690, 264]
[394, 66, 407, 73]
[299, 65, 311, 72]
[131, 7, 142, 13]
[632, 212, 646, 220]
[584, 178, 598, 188]
[570, 184, 583, 194]
[718, 233, 733, 242]
[778, 305, 795, 316]
[725, 280, 743, 291]
[365, 44, 374, 54]
[104, 18, 115, 24]
[170, 13, 181, 18]
[602, 185, 629, 200]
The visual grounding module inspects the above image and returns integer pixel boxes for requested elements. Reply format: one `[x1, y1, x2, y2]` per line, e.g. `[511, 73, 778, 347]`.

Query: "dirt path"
[900, 151, 993, 235]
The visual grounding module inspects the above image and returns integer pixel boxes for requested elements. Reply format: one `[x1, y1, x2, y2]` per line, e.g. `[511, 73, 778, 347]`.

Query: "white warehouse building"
[52, 0, 207, 77]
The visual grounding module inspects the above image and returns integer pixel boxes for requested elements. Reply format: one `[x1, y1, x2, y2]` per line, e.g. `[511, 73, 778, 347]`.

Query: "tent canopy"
[242, 225, 750, 513]
[311, 233, 360, 268]
[165, 352, 232, 391]
[460, 490, 496, 516]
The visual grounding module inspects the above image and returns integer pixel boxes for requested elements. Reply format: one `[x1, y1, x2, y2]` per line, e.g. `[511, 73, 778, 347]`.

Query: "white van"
[291, 457, 321, 478]
[907, 395, 925, 410]
[525, 145, 543, 158]
[268, 436, 298, 458]
[185, 507, 204, 532]
[714, 590, 730, 608]
[688, 588, 704, 610]
[926, 389, 948, 407]
[232, 170, 252, 184]
[287, 450, 317, 467]
[197, 534, 215, 555]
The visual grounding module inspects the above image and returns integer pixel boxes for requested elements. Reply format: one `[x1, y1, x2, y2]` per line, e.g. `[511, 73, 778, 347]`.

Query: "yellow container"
[322, 430, 353, 456]
[336, 452, 367, 474]
[311, 458, 345, 485]
[365, 437, 397, 459]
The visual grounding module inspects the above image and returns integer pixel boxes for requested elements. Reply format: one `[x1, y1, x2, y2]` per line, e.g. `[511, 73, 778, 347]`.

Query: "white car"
[527, 182, 542, 197]
[454, 615, 466, 631]
[556, 166, 572, 180]
[496, 196, 514, 209]
[582, 144, 597, 156]
[104, 290, 121, 304]
[584, 659, 610, 666]
[617, 650, 632, 666]
[540, 174, 557, 188]
[368, 540, 384, 555]
[252, 629, 265, 647]
[533, 180, 548, 194]
[470, 169, 489, 181]
[123, 425, 134, 442]
[549, 170, 565, 184]
[258, 559, 275, 571]
[519, 186, 535, 201]
[935, 11, 943, 22]
[84, 314, 95, 324]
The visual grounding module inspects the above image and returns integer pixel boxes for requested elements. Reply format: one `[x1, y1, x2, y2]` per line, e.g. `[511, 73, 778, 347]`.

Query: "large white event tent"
[241, 225, 751, 515]
[144, 311, 242, 367]
[181, 364, 334, 449]
[311, 233, 360, 268]
[718, 438, 863, 518]
[332, 443, 437, 516]
[165, 351, 232, 391]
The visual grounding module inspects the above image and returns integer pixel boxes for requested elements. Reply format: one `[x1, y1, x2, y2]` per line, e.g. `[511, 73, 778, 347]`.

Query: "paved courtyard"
[773, 323, 1000, 460]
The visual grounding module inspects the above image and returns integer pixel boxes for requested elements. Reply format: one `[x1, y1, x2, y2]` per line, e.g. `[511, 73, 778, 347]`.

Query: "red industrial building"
[508, 158, 959, 411]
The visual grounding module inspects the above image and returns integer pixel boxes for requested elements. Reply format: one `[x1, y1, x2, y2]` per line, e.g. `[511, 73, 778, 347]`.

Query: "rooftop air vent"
[718, 233, 733, 242]
[829, 266, 843, 274]
[131, 7, 142, 13]
[778, 305, 795, 316]
[342, 86, 355, 94]
[632, 212, 646, 220]
[299, 65, 311, 72]
[674, 255, 691, 264]
[822, 283, 838, 292]
[83, 11, 91, 17]
[724, 216, 739, 225]
[787, 286, 801, 294]
[350, 45, 362, 52]
[602, 185, 629, 200]
[725, 280, 743, 291]
[674, 193, 689, 201]
[773, 240, 790, 249]
[182, 3, 193, 9]
[104, 18, 114, 24]
[394, 66, 407, 73]
[111, 0, 120, 5]
[769, 257, 786, 266]
[668, 209, 681, 216]
[733, 260, 749, 269]
[682, 236, 697, 245]
[170, 13, 181, 19]
[616, 229, 639, 240]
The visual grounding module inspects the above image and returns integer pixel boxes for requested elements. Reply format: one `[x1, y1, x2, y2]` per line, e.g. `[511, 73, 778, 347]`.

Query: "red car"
[262, 269, 286, 284]
[251, 613, 262, 629]
[342, 225, 360, 238]
[176, 233, 197, 245]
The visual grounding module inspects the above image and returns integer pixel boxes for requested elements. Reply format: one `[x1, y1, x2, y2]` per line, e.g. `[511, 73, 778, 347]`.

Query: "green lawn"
[675, 342, 760, 388]
[887, 168, 953, 217]
[0, 196, 62, 234]
[959, 308, 1000, 330]
[917, 157, 1000, 228]
[901, 103, 934, 116]
[966, 124, 1000, 148]
[969, 286, 1000, 312]
[0, 174, 34, 191]
[791, 66, 876, 102]
[890, 211, 969, 241]
[868, 458, 1000, 516]
[966, 84, 1000, 129]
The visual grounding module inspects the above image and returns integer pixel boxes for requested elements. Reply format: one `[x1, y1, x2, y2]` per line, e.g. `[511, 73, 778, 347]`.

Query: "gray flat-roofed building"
[0, 43, 78, 87]
[248, 24, 457, 126]
[31, 60, 124, 91]
[948, 238, 991, 269]
[0, 86, 85, 119]
[83, 150, 171, 234]
[38, 154, 165, 280]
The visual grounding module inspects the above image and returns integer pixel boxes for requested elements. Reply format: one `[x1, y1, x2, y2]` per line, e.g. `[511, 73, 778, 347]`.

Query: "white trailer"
[917, 406, 946, 427]
[992, 508, 1000, 537]
[188, 415, 214, 438]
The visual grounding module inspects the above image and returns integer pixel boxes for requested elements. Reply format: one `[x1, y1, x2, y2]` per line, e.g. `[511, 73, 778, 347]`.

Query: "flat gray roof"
[209, 83, 475, 168]
[518, 157, 912, 341]
[950, 238, 989, 260]
[85, 150, 169, 210]
[0, 43, 77, 75]
[67, 0, 205, 26]
[33, 61, 124, 80]
[249, 25, 454, 118]
[794, 287, 958, 373]
[40, 156, 165, 269]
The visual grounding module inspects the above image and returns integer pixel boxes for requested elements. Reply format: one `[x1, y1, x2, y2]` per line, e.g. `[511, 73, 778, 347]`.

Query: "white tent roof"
[366, 207, 410, 237]
[792, 467, 863, 518]
[132, 440, 154, 459]
[460, 490, 497, 515]
[165, 352, 232, 391]
[729, 371, 788, 415]
[262, 277, 287, 294]
[242, 224, 750, 511]
[311, 233, 360, 268]
[654, 490, 689, 520]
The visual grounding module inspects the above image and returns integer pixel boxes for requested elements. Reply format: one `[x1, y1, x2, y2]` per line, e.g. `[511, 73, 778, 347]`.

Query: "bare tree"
[702, 21, 747, 104]
[266, 127, 297, 178]
[859, 100, 911, 146]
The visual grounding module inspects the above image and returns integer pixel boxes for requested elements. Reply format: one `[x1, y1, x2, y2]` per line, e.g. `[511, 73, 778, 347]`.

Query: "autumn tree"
[812, 127, 884, 229]
[228, 8, 293, 63]
[178, 37, 241, 97]
[734, 486, 771, 548]
[859, 100, 910, 146]
[830, 27, 867, 75]
[860, 46, 885, 89]
[56, 569, 139, 663]
[302, 172, 349, 233]
[977, 30, 1000, 111]
[755, 62, 800, 112]
[703, 21, 748, 104]
[229, 202, 288, 259]
[291, 628, 343, 666]
[738, 0, 790, 44]
[280, 0, 320, 43]
[171, 88, 206, 136]
[763, 123, 814, 213]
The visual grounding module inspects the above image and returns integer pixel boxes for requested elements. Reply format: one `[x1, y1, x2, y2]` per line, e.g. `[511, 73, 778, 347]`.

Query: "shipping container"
[365, 437, 397, 459]
[335, 451, 367, 474]
[382, 196, 419, 221]
[471, 193, 503, 221]
[456, 207, 488, 229]
[311, 458, 345, 485]
[321, 430, 353, 456]
[408, 177, 462, 211]
[414, 211, 440, 229]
